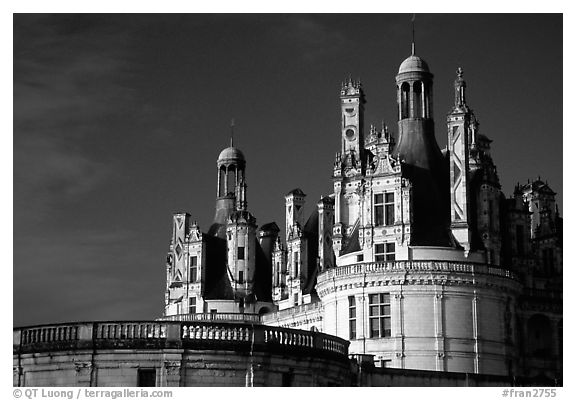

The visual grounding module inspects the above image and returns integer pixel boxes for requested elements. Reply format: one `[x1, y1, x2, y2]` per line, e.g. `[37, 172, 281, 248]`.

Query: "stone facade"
[13, 321, 351, 387]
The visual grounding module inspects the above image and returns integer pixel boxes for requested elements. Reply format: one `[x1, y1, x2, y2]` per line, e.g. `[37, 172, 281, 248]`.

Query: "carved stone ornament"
[164, 361, 181, 375]
[74, 362, 92, 373]
[189, 224, 202, 242]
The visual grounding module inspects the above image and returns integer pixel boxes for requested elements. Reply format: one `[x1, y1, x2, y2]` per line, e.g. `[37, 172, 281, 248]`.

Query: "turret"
[209, 145, 246, 238]
[447, 67, 473, 251]
[392, 51, 451, 246]
[339, 77, 366, 175]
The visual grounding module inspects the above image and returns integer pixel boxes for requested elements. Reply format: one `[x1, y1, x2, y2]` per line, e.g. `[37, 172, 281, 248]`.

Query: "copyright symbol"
[13, 389, 22, 398]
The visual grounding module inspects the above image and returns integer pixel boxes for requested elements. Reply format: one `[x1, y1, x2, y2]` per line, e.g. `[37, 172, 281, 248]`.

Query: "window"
[374, 193, 394, 226]
[294, 251, 299, 277]
[375, 194, 384, 225]
[357, 254, 364, 262]
[190, 256, 198, 282]
[137, 369, 156, 387]
[294, 293, 299, 306]
[385, 193, 394, 225]
[238, 271, 244, 284]
[238, 246, 245, 260]
[400, 82, 410, 119]
[189, 297, 196, 314]
[369, 293, 391, 338]
[348, 296, 357, 340]
[276, 262, 282, 285]
[413, 81, 422, 118]
[375, 242, 395, 262]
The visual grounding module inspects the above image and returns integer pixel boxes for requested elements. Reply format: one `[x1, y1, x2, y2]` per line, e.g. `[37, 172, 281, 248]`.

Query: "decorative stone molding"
[74, 362, 92, 373]
[164, 361, 181, 375]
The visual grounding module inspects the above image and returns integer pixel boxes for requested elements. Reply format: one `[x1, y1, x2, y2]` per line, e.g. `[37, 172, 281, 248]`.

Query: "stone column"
[434, 292, 445, 372]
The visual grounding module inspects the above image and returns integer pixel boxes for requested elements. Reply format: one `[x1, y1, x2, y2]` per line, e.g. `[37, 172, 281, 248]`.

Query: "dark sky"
[13, 14, 562, 327]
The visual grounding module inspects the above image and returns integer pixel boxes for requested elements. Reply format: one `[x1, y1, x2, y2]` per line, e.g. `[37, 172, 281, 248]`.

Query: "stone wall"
[13, 321, 351, 387]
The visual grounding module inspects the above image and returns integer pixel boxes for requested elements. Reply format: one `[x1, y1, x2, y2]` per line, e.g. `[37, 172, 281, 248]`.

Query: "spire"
[230, 118, 235, 147]
[411, 14, 416, 55]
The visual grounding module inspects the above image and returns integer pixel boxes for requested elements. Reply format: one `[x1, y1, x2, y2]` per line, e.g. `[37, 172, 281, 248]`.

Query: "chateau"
[14, 45, 562, 387]
[161, 48, 562, 379]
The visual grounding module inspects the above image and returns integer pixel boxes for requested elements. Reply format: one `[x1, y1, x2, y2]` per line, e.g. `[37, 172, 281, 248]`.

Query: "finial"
[230, 118, 235, 147]
[411, 14, 416, 55]
[457, 67, 463, 78]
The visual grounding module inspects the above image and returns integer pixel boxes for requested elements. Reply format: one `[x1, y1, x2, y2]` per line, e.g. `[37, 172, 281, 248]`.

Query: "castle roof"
[398, 54, 430, 74]
[217, 146, 245, 163]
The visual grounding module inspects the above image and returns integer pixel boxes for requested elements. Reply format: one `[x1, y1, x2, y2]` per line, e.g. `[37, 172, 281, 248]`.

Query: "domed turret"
[398, 54, 430, 75]
[217, 146, 245, 165]
[392, 51, 452, 247]
[210, 143, 248, 238]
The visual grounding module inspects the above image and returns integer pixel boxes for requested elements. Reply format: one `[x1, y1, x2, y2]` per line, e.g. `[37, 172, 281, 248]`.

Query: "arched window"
[413, 81, 423, 118]
[218, 166, 226, 197]
[226, 165, 236, 196]
[400, 82, 410, 119]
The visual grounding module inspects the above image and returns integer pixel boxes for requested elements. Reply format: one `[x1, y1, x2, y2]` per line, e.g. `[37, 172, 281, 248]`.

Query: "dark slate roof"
[259, 222, 280, 233]
[390, 120, 454, 247]
[202, 234, 233, 300]
[302, 210, 319, 295]
[254, 241, 273, 302]
[341, 220, 361, 255]
[521, 180, 556, 195]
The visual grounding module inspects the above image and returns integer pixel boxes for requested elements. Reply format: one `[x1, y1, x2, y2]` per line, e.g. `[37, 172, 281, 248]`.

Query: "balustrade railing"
[262, 301, 322, 322]
[96, 322, 166, 339]
[20, 324, 79, 345]
[15, 320, 349, 357]
[317, 260, 517, 284]
[159, 312, 261, 324]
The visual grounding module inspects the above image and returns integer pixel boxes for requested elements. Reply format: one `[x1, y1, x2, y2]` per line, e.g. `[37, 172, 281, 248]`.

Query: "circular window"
[345, 129, 355, 139]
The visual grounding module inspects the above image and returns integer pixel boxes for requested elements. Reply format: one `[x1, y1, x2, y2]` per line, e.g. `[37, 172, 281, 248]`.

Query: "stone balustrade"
[14, 320, 349, 358]
[159, 312, 262, 324]
[261, 301, 322, 323]
[317, 260, 518, 284]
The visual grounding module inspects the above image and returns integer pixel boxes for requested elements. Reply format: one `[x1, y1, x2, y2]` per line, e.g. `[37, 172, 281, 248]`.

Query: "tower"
[285, 188, 306, 240]
[392, 49, 450, 246]
[340, 77, 366, 174]
[211, 145, 247, 236]
[317, 196, 335, 272]
[447, 67, 474, 251]
[226, 210, 257, 302]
